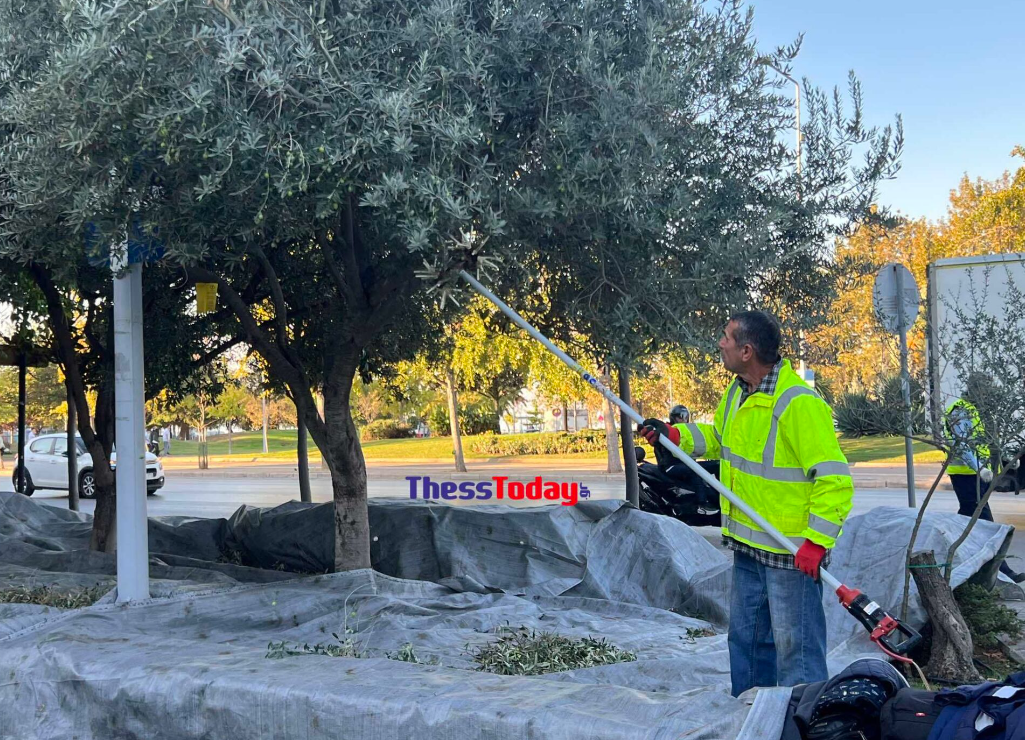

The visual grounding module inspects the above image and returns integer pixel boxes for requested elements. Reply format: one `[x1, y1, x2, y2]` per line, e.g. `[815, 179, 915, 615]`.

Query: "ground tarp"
[0, 491, 1013, 739]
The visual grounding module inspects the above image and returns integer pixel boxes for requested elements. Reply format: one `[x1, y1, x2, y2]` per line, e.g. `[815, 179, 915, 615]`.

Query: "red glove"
[636, 418, 680, 446]
[795, 541, 827, 580]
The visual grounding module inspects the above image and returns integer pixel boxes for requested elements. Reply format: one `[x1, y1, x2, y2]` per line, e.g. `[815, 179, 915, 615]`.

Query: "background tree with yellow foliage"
[810, 149, 1025, 398]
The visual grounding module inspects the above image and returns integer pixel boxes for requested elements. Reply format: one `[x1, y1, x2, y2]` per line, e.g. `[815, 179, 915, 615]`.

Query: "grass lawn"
[837, 434, 946, 465]
[163, 429, 607, 463]
[160, 428, 941, 466]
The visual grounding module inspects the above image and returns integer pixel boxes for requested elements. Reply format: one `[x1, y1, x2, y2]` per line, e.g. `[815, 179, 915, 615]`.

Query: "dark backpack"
[879, 687, 942, 740]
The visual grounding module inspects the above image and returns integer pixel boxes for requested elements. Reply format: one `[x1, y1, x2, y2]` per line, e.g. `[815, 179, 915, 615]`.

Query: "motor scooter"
[634, 445, 722, 527]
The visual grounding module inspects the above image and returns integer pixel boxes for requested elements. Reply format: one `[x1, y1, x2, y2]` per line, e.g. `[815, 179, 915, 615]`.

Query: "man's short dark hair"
[730, 310, 782, 365]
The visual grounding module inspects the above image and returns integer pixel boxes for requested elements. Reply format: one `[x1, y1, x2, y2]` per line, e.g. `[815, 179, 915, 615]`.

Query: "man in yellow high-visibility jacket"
[945, 377, 1024, 582]
[639, 311, 853, 697]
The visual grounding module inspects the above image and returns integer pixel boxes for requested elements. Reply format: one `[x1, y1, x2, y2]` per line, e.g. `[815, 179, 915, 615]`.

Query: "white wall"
[927, 253, 1025, 423]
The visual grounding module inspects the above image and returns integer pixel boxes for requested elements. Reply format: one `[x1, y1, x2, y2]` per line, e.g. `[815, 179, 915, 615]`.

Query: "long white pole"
[113, 260, 150, 601]
[459, 270, 842, 592]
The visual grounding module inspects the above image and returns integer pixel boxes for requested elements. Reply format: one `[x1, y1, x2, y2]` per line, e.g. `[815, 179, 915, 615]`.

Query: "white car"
[13, 433, 164, 498]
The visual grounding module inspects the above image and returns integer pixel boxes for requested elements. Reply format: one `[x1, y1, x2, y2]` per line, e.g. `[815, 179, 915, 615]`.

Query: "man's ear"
[739, 344, 753, 362]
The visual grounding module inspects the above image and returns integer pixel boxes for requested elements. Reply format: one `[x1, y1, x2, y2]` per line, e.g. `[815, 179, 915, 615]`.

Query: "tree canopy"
[0, 0, 902, 569]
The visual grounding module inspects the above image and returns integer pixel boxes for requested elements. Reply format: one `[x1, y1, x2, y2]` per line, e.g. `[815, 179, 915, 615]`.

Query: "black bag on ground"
[781, 658, 908, 740]
[879, 687, 942, 740]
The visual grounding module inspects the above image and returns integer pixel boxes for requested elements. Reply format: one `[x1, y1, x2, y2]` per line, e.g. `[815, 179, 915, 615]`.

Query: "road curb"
[163, 468, 949, 489]
[997, 635, 1025, 666]
[879, 480, 954, 491]
[168, 469, 626, 482]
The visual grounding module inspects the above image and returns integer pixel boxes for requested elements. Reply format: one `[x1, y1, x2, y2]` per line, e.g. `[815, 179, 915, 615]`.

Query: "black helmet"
[669, 404, 689, 424]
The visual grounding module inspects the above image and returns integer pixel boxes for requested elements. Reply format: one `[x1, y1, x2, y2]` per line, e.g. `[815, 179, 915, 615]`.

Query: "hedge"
[468, 429, 607, 456]
[360, 420, 412, 442]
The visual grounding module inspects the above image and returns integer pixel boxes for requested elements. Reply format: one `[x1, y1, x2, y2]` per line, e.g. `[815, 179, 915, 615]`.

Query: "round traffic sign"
[873, 263, 920, 334]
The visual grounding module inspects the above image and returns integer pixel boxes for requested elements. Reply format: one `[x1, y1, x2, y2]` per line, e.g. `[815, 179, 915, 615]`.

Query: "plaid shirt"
[721, 358, 830, 571]
[736, 358, 783, 407]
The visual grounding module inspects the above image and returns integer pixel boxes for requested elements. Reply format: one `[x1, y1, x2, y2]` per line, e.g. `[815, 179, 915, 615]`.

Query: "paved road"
[17, 473, 1025, 571]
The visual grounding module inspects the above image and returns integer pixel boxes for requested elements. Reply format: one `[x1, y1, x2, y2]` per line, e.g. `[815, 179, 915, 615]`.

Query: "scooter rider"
[638, 310, 854, 696]
[669, 405, 690, 425]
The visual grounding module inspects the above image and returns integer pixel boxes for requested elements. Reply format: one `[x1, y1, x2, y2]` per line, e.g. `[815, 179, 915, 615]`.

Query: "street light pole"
[790, 78, 802, 179]
[775, 70, 810, 380]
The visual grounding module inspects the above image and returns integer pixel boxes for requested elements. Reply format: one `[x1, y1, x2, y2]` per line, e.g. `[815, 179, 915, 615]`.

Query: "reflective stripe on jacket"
[675, 360, 854, 553]
[945, 399, 989, 476]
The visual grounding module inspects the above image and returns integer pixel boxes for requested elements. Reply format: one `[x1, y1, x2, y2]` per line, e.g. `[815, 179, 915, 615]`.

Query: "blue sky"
[751, 1, 1024, 223]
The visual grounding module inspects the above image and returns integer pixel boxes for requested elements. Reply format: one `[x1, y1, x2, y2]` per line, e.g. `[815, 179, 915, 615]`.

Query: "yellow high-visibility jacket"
[675, 360, 853, 553]
[945, 399, 989, 476]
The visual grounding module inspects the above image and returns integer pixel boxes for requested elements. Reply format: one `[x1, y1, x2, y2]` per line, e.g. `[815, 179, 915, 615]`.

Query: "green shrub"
[360, 420, 411, 442]
[874, 374, 928, 435]
[424, 400, 499, 436]
[813, 375, 836, 407]
[955, 583, 1024, 649]
[835, 392, 876, 437]
[468, 429, 606, 456]
[834, 374, 927, 437]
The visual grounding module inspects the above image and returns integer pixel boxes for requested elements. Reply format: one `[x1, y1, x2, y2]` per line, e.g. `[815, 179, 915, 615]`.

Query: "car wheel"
[12, 467, 34, 496]
[79, 470, 96, 499]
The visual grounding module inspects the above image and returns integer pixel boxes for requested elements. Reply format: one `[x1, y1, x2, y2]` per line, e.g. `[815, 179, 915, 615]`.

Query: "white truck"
[926, 253, 1025, 487]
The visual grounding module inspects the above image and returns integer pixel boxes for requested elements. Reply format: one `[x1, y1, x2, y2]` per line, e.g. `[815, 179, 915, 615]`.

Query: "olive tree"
[1, 0, 899, 568]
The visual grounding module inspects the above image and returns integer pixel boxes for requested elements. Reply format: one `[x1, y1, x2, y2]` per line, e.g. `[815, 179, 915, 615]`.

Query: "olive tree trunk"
[445, 366, 467, 473]
[67, 392, 79, 512]
[618, 365, 639, 507]
[320, 354, 371, 571]
[910, 550, 981, 684]
[81, 378, 116, 552]
[31, 263, 117, 552]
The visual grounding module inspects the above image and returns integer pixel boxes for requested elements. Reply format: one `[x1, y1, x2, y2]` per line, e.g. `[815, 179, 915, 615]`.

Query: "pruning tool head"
[836, 585, 922, 661]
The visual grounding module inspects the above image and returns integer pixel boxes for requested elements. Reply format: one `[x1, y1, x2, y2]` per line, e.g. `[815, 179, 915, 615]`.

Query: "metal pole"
[459, 270, 844, 591]
[16, 351, 25, 493]
[261, 391, 269, 454]
[67, 391, 79, 511]
[786, 74, 808, 382]
[113, 261, 149, 601]
[895, 267, 917, 507]
[794, 81, 801, 178]
[297, 414, 311, 503]
[618, 365, 639, 507]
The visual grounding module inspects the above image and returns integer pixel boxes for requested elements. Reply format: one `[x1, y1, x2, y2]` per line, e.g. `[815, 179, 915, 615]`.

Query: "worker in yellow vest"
[639, 310, 853, 696]
[946, 376, 1024, 582]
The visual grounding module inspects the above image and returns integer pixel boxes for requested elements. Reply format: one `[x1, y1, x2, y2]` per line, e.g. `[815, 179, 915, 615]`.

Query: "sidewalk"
[164, 456, 629, 481]
[161, 456, 951, 488]
[848, 462, 952, 491]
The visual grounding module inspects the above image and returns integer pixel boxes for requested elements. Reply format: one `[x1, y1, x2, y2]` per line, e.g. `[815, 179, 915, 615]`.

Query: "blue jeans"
[728, 550, 828, 696]
[949, 474, 1017, 578]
